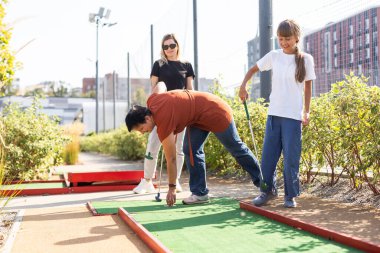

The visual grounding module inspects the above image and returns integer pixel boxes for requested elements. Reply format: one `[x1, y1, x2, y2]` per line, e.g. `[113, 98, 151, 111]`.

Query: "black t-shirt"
[150, 60, 195, 91]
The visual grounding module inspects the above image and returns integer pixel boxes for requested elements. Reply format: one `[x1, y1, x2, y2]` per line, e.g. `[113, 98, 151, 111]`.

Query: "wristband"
[168, 184, 176, 188]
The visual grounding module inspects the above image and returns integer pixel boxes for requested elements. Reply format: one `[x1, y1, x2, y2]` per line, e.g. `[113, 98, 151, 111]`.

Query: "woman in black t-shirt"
[133, 33, 194, 194]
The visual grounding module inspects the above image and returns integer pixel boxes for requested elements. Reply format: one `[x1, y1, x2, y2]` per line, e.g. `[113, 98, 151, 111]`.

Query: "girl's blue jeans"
[183, 121, 261, 196]
[261, 115, 302, 198]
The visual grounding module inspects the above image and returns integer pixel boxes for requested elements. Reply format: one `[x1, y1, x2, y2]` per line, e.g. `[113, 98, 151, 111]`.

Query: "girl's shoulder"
[301, 52, 315, 63]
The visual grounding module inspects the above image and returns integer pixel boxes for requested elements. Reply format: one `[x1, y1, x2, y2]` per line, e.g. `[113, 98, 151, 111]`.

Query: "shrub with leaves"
[80, 127, 147, 161]
[2, 98, 69, 180]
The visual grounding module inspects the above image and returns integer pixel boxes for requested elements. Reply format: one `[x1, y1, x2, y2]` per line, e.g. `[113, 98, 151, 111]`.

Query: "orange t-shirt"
[147, 90, 233, 142]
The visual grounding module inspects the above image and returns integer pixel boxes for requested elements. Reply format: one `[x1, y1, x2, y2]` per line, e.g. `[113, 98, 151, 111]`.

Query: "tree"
[0, 0, 16, 95]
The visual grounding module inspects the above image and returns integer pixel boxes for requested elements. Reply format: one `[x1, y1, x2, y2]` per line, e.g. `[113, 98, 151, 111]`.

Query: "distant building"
[304, 6, 380, 96]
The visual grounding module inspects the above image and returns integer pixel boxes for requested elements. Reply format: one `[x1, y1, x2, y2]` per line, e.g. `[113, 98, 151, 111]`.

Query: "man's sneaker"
[284, 197, 297, 208]
[182, 194, 209, 205]
[175, 179, 183, 193]
[252, 192, 277, 206]
[133, 178, 155, 194]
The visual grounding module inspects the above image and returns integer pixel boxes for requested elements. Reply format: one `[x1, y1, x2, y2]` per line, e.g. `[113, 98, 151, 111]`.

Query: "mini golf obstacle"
[1, 168, 146, 196]
[87, 198, 379, 253]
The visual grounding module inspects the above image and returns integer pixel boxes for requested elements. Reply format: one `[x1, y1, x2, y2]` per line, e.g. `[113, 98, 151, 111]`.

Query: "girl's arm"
[303, 80, 312, 126]
[239, 64, 259, 101]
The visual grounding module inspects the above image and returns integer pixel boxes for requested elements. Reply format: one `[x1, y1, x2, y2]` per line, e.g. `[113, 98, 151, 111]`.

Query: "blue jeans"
[183, 121, 261, 196]
[261, 115, 302, 198]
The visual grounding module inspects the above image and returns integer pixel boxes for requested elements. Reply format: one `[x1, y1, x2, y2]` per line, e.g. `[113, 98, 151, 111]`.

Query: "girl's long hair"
[277, 19, 306, 83]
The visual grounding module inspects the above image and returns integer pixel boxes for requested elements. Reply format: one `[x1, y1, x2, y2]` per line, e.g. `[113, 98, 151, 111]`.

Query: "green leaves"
[1, 97, 69, 180]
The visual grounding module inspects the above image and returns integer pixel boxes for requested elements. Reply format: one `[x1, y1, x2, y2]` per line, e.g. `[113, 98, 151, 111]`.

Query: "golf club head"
[155, 193, 162, 202]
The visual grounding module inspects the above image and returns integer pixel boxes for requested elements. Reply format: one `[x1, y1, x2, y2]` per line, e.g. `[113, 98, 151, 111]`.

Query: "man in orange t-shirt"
[125, 82, 260, 207]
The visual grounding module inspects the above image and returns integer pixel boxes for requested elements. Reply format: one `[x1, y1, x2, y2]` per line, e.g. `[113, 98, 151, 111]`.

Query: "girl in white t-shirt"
[239, 19, 316, 208]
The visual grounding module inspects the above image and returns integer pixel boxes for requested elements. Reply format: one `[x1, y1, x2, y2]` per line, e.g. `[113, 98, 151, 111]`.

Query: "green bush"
[80, 127, 147, 161]
[2, 98, 69, 180]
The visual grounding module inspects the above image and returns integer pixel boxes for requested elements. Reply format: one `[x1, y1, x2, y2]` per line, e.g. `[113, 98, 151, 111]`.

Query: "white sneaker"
[182, 194, 209, 205]
[133, 178, 155, 194]
[175, 179, 183, 193]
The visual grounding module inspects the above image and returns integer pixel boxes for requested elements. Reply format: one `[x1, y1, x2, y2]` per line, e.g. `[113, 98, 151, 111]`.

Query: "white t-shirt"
[257, 49, 316, 121]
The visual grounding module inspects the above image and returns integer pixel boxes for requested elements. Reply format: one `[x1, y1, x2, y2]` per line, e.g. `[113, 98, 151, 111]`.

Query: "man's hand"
[166, 187, 177, 207]
[239, 85, 248, 101]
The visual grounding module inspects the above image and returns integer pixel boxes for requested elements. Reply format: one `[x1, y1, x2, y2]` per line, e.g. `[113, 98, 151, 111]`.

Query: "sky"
[4, 0, 379, 90]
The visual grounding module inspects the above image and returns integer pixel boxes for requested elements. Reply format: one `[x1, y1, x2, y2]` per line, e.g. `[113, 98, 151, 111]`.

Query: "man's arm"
[161, 132, 177, 206]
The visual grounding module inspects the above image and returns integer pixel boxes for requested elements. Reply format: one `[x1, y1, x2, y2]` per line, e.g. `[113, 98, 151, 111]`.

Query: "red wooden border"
[1, 182, 138, 196]
[118, 207, 171, 253]
[2, 188, 70, 196]
[240, 201, 380, 253]
[68, 171, 143, 186]
[70, 184, 136, 193]
[86, 201, 109, 216]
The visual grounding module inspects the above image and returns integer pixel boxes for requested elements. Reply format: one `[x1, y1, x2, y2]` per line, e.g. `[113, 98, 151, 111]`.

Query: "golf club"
[155, 148, 164, 202]
[243, 100, 268, 191]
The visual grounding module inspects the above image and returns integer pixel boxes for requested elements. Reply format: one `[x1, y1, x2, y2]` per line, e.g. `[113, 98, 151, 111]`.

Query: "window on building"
[350, 39, 354, 49]
[366, 33, 370, 44]
[358, 64, 362, 75]
[350, 53, 354, 63]
[306, 42, 310, 51]
[334, 44, 337, 54]
[366, 48, 370, 59]
[324, 32, 332, 73]
[349, 25, 353, 35]
[333, 31, 337, 41]
[365, 18, 369, 30]
[334, 57, 338, 68]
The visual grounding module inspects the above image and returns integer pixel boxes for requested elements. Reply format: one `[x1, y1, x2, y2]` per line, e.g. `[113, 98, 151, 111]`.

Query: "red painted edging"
[86, 201, 109, 216]
[240, 201, 380, 253]
[118, 207, 171, 253]
[2, 187, 70, 197]
[68, 171, 143, 186]
[70, 184, 136, 193]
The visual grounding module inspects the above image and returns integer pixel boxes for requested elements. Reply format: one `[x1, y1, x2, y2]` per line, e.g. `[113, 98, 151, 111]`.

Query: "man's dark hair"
[125, 105, 152, 132]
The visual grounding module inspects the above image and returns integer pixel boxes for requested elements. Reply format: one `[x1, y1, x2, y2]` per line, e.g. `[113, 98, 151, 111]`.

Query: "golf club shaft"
[243, 101, 264, 180]
[158, 148, 164, 193]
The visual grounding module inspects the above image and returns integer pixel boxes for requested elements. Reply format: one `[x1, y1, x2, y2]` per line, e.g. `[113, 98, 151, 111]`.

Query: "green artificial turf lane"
[91, 198, 361, 253]
[0, 182, 66, 190]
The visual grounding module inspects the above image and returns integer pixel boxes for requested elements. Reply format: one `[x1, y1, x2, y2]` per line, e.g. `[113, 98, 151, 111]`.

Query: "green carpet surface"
[91, 198, 361, 253]
[0, 182, 66, 190]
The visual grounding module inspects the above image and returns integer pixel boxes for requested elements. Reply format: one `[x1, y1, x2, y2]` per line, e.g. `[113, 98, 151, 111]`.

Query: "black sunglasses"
[162, 43, 177, 50]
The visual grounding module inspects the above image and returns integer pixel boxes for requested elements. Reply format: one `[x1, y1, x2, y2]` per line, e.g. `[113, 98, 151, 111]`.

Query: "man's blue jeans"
[183, 121, 261, 196]
[261, 115, 302, 198]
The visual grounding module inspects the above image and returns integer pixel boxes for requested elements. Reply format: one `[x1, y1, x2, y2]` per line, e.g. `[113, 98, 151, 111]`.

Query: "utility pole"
[151, 24, 154, 68]
[127, 52, 131, 111]
[193, 0, 199, 90]
[259, 0, 272, 102]
[113, 71, 116, 129]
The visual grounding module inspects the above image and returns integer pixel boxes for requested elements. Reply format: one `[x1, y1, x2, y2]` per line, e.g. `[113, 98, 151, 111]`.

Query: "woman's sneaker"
[133, 178, 155, 194]
[284, 197, 297, 208]
[252, 192, 277, 206]
[182, 194, 209, 205]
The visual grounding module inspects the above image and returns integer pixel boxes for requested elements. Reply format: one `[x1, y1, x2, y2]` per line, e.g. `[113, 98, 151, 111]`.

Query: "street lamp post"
[89, 7, 112, 133]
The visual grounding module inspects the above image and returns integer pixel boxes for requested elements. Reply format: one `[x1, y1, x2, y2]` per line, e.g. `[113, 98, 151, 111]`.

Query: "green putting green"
[91, 198, 361, 253]
[0, 182, 66, 190]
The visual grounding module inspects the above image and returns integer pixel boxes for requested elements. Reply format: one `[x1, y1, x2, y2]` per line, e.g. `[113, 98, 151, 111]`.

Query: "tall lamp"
[89, 7, 116, 133]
